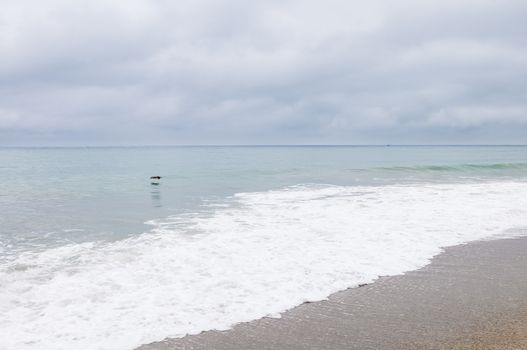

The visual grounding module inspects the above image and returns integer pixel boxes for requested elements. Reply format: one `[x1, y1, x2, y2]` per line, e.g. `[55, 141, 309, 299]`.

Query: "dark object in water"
[150, 176, 162, 180]
[358, 283, 368, 287]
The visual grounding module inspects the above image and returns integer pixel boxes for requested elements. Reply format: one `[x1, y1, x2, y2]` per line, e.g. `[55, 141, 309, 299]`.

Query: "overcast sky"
[1, 0, 526, 145]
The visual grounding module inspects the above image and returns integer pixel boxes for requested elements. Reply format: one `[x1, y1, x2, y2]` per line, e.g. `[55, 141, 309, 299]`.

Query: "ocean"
[1, 145, 527, 349]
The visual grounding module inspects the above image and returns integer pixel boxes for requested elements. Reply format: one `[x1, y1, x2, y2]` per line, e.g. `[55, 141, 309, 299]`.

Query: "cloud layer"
[1, 0, 527, 145]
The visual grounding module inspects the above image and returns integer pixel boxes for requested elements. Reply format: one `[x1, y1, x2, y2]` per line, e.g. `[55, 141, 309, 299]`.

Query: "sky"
[0, 0, 526, 146]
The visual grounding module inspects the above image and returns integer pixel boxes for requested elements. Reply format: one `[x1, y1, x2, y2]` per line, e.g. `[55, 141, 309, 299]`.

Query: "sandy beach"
[139, 235, 527, 350]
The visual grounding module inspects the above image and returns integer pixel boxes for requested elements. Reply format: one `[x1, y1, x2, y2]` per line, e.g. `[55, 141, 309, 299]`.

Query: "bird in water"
[150, 176, 162, 185]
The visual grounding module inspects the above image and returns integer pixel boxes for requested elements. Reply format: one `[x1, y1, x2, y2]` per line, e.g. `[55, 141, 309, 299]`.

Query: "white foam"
[1, 182, 527, 350]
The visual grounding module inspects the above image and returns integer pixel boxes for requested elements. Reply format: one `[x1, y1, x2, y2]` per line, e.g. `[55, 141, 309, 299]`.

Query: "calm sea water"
[2, 145, 526, 252]
[1, 146, 527, 349]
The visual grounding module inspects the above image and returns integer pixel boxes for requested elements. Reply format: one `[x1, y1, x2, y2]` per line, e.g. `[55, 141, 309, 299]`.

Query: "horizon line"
[1, 144, 527, 148]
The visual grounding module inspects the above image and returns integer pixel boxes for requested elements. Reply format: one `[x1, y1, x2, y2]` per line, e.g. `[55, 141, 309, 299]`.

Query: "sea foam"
[1, 181, 527, 349]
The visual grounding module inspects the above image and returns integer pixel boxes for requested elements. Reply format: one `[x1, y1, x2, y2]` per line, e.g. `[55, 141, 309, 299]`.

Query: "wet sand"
[139, 236, 527, 350]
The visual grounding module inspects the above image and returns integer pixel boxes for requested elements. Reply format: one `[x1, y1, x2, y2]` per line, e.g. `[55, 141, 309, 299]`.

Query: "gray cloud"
[1, 0, 526, 145]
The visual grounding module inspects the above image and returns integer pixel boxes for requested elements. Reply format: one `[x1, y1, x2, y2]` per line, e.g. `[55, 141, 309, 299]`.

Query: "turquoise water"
[1, 146, 526, 253]
[2, 145, 527, 350]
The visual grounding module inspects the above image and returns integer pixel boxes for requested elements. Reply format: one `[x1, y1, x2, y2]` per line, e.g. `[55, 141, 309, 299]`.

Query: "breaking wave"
[1, 181, 527, 349]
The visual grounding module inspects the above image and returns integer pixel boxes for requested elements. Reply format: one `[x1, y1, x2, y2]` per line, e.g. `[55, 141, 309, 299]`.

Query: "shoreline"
[139, 236, 527, 349]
